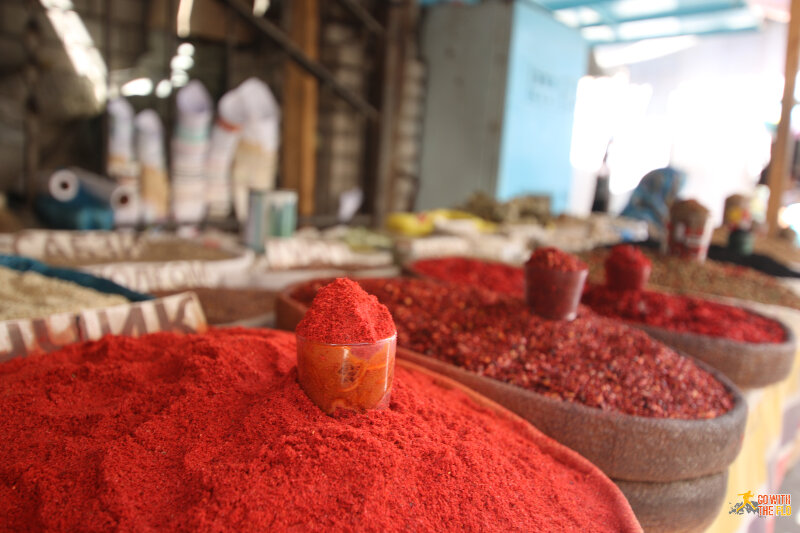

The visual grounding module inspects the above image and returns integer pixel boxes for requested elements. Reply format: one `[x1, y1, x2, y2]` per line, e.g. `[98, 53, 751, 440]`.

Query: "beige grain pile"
[0, 266, 128, 321]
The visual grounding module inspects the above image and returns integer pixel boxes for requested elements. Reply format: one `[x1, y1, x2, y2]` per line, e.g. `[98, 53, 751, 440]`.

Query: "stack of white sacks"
[135, 110, 168, 225]
[105, 77, 280, 230]
[207, 77, 281, 222]
[171, 80, 213, 229]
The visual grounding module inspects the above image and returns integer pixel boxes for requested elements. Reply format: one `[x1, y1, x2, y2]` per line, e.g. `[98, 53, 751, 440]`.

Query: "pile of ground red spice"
[293, 279, 734, 419]
[296, 278, 395, 343]
[0, 328, 631, 532]
[527, 247, 587, 271]
[410, 257, 525, 296]
[582, 283, 786, 344]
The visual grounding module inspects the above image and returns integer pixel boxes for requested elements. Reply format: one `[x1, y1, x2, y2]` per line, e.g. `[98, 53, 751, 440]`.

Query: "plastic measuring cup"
[296, 333, 396, 414]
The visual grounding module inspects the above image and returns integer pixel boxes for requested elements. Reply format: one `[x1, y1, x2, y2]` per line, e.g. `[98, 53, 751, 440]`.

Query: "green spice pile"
[292, 278, 733, 419]
[579, 248, 800, 310]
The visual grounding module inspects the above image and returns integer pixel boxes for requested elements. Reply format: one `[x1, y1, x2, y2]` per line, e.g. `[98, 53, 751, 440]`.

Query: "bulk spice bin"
[0, 327, 641, 532]
[0, 230, 254, 293]
[407, 254, 797, 389]
[408, 252, 800, 532]
[581, 245, 796, 389]
[277, 278, 747, 533]
[0, 255, 207, 361]
[581, 284, 796, 388]
[579, 247, 800, 532]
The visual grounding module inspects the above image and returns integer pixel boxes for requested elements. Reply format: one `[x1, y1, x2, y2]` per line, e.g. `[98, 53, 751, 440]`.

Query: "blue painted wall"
[497, 1, 588, 213]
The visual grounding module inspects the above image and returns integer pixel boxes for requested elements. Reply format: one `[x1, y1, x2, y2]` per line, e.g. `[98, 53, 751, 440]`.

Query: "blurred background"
[0, 0, 796, 236]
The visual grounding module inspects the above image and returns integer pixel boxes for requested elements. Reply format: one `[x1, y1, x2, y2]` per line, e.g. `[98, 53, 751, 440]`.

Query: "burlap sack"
[615, 470, 727, 533]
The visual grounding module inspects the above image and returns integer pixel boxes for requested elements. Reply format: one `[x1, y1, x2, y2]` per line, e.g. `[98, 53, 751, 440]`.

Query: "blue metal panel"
[582, 2, 746, 27]
[496, 1, 588, 212]
[530, 0, 760, 44]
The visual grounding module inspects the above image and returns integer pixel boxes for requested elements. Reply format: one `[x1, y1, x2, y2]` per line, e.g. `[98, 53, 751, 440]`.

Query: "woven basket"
[615, 471, 727, 533]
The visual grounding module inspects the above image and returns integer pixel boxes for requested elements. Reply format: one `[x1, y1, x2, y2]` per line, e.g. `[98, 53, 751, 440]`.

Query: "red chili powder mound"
[582, 283, 786, 344]
[293, 279, 734, 419]
[605, 245, 652, 269]
[296, 277, 395, 344]
[0, 328, 632, 532]
[411, 257, 525, 296]
[527, 247, 587, 272]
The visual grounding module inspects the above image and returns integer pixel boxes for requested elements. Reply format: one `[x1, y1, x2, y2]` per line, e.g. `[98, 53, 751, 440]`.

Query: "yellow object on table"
[704, 300, 800, 533]
[386, 212, 435, 237]
[386, 209, 496, 237]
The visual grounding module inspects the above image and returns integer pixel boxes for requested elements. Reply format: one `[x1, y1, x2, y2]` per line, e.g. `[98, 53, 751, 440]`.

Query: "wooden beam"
[333, 0, 386, 36]
[767, 0, 800, 236]
[220, 0, 378, 120]
[282, 0, 319, 217]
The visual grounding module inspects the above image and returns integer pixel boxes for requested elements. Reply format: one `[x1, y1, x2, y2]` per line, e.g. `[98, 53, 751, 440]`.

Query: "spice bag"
[136, 110, 169, 224]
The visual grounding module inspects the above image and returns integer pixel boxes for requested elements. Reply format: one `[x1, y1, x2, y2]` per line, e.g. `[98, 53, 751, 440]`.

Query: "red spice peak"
[296, 277, 396, 344]
[527, 247, 587, 272]
[0, 328, 632, 533]
[606, 245, 651, 268]
[411, 257, 524, 296]
[582, 283, 787, 344]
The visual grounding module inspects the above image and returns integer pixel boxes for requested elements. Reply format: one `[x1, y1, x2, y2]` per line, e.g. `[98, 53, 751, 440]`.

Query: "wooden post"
[767, 0, 800, 236]
[372, 0, 411, 227]
[281, 0, 319, 217]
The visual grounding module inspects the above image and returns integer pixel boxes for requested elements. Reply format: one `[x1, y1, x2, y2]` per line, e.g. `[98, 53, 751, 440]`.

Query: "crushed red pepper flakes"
[527, 247, 587, 272]
[411, 257, 524, 297]
[412, 256, 784, 344]
[582, 283, 786, 344]
[292, 278, 734, 419]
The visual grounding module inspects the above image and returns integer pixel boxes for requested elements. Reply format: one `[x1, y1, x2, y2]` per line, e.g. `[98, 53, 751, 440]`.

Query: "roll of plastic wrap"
[46, 169, 80, 202]
[41, 168, 139, 228]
